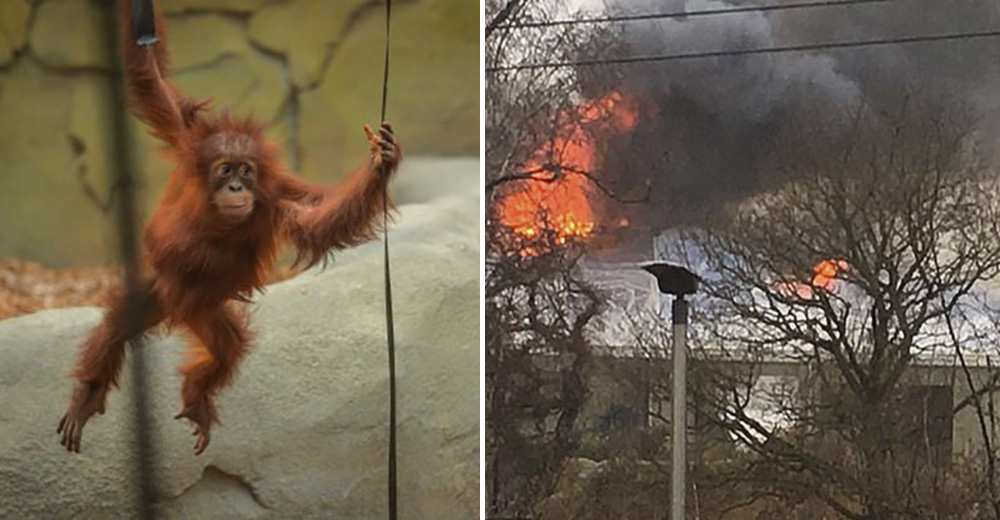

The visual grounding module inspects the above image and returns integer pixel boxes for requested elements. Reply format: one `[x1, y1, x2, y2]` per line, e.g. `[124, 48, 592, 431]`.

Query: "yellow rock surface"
[172, 53, 288, 123]
[248, 0, 368, 88]
[169, 14, 248, 70]
[0, 0, 477, 266]
[0, 0, 30, 66]
[0, 61, 116, 266]
[298, 0, 479, 182]
[30, 0, 109, 69]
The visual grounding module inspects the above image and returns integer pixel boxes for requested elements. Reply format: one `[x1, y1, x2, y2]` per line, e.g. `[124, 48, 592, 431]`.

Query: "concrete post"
[671, 296, 688, 520]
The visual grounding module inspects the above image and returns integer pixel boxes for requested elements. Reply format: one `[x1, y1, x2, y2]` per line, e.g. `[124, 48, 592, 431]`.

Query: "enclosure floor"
[0, 258, 299, 320]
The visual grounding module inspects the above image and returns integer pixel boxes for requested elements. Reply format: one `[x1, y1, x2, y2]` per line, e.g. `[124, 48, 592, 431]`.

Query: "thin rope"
[378, 0, 397, 519]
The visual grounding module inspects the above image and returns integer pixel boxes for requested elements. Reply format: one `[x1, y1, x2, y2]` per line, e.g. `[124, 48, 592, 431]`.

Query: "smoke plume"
[576, 0, 1000, 233]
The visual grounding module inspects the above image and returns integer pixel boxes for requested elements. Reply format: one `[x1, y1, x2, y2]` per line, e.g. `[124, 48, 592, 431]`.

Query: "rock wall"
[0, 0, 479, 267]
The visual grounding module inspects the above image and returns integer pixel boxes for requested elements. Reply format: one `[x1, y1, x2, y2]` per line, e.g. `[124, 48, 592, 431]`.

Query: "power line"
[486, 28, 1000, 72]
[495, 0, 903, 30]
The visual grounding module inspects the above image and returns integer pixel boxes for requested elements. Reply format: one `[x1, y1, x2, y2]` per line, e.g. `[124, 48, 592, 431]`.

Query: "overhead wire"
[486, 28, 1000, 72]
[495, 0, 904, 30]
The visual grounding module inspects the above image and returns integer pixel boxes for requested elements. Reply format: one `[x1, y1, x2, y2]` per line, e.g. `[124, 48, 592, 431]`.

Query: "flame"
[778, 259, 848, 299]
[810, 259, 847, 292]
[496, 91, 638, 252]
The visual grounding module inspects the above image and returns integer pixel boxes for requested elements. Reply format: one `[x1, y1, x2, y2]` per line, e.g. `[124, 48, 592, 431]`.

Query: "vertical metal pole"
[671, 296, 688, 520]
[97, 1, 157, 516]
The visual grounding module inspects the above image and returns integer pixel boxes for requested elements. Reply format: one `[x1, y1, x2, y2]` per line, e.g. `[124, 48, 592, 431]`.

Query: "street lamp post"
[641, 263, 698, 520]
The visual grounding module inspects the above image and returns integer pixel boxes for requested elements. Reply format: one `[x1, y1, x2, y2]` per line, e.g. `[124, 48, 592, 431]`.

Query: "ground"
[0, 259, 301, 320]
[0, 258, 116, 320]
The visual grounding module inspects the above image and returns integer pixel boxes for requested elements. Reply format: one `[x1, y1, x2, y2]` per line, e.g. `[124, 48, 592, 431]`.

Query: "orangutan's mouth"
[220, 202, 253, 219]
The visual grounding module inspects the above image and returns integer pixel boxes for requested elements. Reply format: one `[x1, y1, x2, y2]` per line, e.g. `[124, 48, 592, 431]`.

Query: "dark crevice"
[270, 87, 301, 170]
[68, 135, 85, 156]
[243, 34, 297, 168]
[246, 39, 288, 62]
[0, 5, 38, 71]
[70, 134, 118, 216]
[172, 52, 239, 76]
[169, 464, 269, 511]
[26, 46, 112, 76]
[165, 9, 254, 20]
[207, 465, 269, 510]
[304, 0, 379, 91]
[287, 86, 302, 170]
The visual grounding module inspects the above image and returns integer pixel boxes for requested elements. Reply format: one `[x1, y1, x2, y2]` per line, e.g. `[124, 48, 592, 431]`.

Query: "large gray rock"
[0, 158, 480, 518]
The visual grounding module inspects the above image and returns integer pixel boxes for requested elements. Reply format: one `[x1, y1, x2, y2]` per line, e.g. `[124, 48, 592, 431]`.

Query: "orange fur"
[59, 0, 399, 454]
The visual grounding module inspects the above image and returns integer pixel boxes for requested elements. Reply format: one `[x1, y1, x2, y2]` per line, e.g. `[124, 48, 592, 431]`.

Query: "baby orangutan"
[58, 0, 400, 455]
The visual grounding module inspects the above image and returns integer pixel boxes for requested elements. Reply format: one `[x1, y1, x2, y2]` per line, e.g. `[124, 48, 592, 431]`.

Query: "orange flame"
[496, 91, 638, 251]
[778, 259, 848, 299]
[811, 259, 847, 292]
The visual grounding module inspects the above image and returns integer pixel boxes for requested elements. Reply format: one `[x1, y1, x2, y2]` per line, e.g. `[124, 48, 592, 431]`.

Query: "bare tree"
[666, 103, 1000, 519]
[486, 226, 600, 517]
[485, 3, 608, 517]
[486, 0, 577, 196]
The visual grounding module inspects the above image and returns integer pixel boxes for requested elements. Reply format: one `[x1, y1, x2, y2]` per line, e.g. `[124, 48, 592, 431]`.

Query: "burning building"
[488, 2, 1000, 514]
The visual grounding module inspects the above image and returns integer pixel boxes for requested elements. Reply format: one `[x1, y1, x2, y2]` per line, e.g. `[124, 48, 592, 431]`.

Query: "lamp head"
[641, 263, 698, 296]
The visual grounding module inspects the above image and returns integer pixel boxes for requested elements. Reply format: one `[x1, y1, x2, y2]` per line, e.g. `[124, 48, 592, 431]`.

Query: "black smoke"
[575, 0, 1000, 231]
